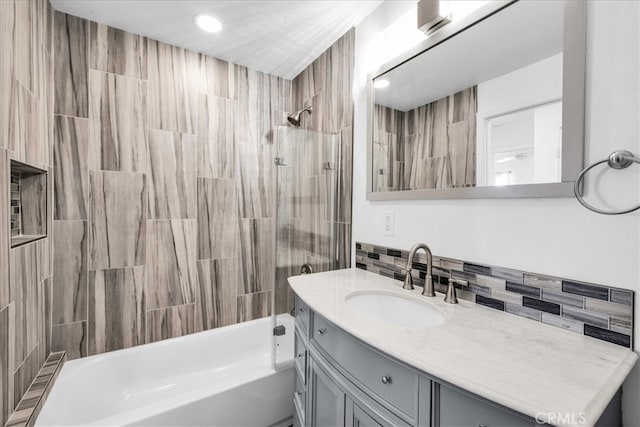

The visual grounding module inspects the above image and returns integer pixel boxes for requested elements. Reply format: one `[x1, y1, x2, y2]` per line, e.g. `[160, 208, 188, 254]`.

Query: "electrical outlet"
[382, 212, 394, 236]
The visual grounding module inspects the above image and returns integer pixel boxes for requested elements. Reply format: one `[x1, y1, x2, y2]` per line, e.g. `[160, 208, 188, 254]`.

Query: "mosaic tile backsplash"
[10, 172, 21, 236]
[356, 242, 635, 349]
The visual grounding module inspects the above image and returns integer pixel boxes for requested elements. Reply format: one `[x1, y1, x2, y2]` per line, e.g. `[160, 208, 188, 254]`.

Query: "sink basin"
[345, 291, 445, 327]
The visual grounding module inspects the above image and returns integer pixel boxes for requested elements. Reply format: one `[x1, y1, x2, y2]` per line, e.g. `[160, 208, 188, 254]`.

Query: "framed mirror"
[366, 0, 586, 200]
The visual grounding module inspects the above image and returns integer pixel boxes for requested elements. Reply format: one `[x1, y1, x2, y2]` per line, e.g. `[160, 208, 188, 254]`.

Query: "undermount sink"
[345, 291, 445, 327]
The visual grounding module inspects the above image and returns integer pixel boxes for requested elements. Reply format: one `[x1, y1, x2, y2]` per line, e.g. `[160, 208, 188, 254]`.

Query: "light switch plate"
[382, 212, 394, 236]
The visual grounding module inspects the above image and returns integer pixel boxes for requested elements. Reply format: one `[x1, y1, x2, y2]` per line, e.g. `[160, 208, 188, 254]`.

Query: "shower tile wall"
[1, 0, 55, 423]
[274, 30, 355, 313]
[0, 5, 354, 415]
[50, 15, 296, 360]
[374, 86, 477, 191]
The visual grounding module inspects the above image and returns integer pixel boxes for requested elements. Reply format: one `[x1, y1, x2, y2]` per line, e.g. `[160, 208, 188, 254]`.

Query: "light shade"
[374, 79, 390, 89]
[194, 14, 222, 33]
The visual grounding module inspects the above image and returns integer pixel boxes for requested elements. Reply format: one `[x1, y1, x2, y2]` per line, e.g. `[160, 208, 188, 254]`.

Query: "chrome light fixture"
[417, 0, 451, 35]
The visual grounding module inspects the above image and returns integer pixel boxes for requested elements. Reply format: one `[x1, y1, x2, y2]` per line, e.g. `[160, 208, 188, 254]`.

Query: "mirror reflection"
[372, 1, 564, 192]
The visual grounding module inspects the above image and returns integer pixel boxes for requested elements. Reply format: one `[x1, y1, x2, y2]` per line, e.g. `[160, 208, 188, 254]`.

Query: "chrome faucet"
[402, 243, 435, 297]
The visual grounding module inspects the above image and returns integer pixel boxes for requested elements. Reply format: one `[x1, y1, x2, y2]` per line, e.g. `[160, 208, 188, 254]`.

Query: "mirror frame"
[366, 0, 586, 200]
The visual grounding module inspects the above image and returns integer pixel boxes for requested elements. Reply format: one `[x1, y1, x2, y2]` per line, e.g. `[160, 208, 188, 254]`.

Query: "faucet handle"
[444, 278, 468, 304]
[402, 271, 414, 290]
[449, 278, 468, 287]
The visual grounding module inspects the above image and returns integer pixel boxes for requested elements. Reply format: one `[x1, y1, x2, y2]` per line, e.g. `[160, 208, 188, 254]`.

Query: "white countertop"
[288, 268, 638, 427]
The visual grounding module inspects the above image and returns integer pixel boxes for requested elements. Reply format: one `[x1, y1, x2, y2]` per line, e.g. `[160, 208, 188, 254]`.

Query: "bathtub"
[37, 314, 295, 426]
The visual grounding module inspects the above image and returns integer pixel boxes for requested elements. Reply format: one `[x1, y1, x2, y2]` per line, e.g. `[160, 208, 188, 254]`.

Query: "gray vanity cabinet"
[293, 298, 539, 427]
[293, 296, 623, 427]
[346, 401, 385, 427]
[306, 353, 412, 427]
[308, 358, 346, 427]
[436, 384, 533, 427]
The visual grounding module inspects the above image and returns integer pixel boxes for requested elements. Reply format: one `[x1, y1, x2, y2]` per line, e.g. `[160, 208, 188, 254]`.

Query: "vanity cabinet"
[308, 358, 346, 426]
[436, 384, 532, 427]
[294, 296, 537, 427]
[306, 353, 412, 427]
[346, 401, 387, 427]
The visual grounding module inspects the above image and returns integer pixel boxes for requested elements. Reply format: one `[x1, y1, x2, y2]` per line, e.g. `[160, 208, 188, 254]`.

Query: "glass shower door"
[272, 126, 341, 369]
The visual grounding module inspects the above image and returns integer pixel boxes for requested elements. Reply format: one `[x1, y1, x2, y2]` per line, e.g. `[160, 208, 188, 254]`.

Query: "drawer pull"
[478, 425, 486, 427]
[381, 375, 392, 384]
[299, 308, 305, 313]
[297, 353, 304, 358]
[317, 328, 327, 336]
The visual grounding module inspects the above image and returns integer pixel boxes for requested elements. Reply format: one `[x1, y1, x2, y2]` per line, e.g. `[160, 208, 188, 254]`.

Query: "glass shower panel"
[272, 126, 341, 369]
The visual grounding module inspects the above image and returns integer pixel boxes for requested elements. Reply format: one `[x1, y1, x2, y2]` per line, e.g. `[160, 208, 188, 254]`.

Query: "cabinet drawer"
[312, 313, 418, 418]
[295, 295, 310, 335]
[439, 385, 533, 427]
[295, 332, 308, 384]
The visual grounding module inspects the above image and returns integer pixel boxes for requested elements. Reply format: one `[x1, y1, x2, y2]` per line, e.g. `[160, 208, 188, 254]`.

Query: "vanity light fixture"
[194, 14, 222, 33]
[373, 79, 390, 89]
[417, 0, 451, 35]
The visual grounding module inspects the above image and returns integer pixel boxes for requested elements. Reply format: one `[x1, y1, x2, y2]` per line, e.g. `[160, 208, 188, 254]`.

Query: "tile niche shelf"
[10, 160, 48, 248]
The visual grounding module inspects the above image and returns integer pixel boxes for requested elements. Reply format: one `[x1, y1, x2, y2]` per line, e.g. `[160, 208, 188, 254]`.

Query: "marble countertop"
[288, 268, 638, 427]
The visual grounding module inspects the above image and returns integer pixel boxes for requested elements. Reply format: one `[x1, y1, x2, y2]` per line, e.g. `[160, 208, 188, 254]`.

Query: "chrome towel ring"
[574, 150, 640, 215]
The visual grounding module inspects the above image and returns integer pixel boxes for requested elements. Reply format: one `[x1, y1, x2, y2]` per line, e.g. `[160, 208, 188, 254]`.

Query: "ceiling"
[50, 0, 383, 80]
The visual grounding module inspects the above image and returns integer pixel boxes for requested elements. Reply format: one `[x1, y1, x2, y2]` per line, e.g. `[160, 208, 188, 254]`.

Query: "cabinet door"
[438, 384, 533, 427]
[346, 397, 399, 427]
[309, 358, 346, 427]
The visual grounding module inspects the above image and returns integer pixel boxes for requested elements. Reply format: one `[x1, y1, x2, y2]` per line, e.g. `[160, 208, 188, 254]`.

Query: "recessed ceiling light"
[374, 79, 390, 89]
[194, 14, 222, 33]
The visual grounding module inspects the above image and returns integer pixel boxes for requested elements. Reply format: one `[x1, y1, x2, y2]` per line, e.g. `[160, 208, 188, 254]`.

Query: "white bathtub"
[37, 314, 295, 427]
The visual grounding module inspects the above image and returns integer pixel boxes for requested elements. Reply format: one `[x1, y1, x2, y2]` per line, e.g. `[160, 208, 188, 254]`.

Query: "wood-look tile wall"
[1, 6, 354, 403]
[374, 87, 477, 191]
[1, 0, 55, 424]
[48, 12, 315, 360]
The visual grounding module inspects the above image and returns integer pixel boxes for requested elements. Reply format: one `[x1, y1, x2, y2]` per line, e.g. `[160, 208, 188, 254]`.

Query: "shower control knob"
[381, 375, 392, 384]
[317, 328, 326, 336]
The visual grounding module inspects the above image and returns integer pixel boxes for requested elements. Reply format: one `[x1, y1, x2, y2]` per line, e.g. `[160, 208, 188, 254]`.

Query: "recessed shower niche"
[9, 160, 48, 247]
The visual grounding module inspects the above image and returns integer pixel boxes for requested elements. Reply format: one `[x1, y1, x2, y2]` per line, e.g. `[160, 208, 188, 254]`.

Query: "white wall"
[476, 53, 562, 185]
[352, 1, 640, 425]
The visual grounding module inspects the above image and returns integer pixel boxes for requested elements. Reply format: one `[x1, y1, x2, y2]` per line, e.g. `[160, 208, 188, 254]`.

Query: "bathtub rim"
[37, 314, 295, 426]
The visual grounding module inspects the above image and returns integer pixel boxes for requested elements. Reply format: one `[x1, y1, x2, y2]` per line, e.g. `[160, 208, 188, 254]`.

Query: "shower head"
[287, 106, 312, 127]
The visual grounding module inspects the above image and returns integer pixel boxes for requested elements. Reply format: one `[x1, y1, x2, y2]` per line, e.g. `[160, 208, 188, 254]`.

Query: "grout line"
[87, 68, 148, 82]
[145, 302, 196, 314]
[196, 257, 236, 262]
[51, 320, 86, 328]
[12, 344, 39, 377]
[237, 290, 272, 297]
[87, 265, 146, 273]
[52, 113, 89, 120]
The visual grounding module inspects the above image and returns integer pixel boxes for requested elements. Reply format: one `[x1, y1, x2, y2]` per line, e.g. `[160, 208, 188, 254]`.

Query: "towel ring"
[574, 150, 640, 215]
